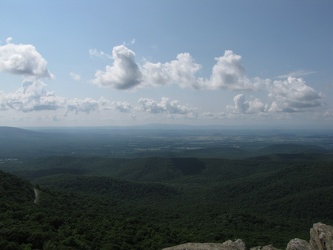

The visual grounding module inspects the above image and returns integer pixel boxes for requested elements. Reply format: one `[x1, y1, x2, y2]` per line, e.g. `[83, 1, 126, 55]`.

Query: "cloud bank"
[138, 97, 196, 115]
[92, 45, 263, 91]
[90, 44, 324, 115]
[1, 39, 327, 123]
[0, 81, 133, 115]
[90, 45, 324, 115]
[224, 77, 323, 116]
[1, 81, 65, 112]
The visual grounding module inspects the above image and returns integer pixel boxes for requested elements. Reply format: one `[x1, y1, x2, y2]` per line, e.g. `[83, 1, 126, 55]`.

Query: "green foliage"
[1, 155, 333, 249]
[0, 171, 34, 202]
[33, 174, 180, 200]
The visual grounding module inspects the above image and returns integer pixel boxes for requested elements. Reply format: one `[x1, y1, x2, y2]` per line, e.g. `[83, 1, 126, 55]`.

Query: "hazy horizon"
[2, 124, 333, 134]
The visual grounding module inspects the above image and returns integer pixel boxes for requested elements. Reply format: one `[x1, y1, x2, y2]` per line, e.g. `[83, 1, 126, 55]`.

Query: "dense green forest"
[1, 153, 333, 249]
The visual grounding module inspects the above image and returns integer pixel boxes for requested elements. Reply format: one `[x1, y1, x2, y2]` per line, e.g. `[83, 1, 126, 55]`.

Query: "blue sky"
[0, 0, 332, 128]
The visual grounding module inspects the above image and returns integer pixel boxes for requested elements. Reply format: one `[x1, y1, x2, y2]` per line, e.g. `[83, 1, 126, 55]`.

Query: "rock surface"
[286, 238, 311, 250]
[309, 223, 333, 250]
[162, 223, 333, 250]
[162, 239, 246, 250]
[251, 245, 280, 250]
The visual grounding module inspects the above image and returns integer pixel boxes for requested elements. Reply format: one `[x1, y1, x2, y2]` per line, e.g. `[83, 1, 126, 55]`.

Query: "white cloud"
[225, 77, 323, 116]
[66, 98, 105, 114]
[111, 101, 132, 113]
[0, 91, 8, 111]
[142, 49, 261, 90]
[89, 48, 112, 59]
[205, 50, 261, 90]
[2, 81, 65, 112]
[138, 97, 196, 115]
[0, 38, 52, 79]
[277, 70, 317, 79]
[91, 45, 263, 91]
[70, 72, 81, 81]
[268, 77, 323, 113]
[0, 80, 132, 115]
[227, 94, 268, 114]
[202, 111, 226, 119]
[92, 45, 142, 89]
[142, 53, 202, 88]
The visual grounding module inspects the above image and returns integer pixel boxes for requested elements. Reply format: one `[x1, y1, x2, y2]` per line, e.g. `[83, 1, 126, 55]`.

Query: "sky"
[0, 0, 333, 129]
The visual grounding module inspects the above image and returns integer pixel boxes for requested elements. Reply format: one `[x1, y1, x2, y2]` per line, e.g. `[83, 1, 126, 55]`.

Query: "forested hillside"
[1, 154, 333, 249]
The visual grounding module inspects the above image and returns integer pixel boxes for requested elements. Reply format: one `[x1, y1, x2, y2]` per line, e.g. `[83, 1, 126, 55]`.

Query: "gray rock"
[222, 239, 246, 250]
[162, 239, 246, 250]
[250, 245, 280, 250]
[162, 222, 333, 250]
[286, 238, 311, 250]
[309, 222, 333, 250]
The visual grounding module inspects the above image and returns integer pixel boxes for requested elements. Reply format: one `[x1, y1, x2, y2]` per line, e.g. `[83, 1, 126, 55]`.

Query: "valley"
[0, 126, 333, 249]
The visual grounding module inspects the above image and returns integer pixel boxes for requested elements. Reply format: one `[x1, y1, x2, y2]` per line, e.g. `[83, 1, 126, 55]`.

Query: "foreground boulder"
[286, 239, 311, 250]
[309, 223, 333, 250]
[162, 222, 333, 250]
[162, 239, 246, 250]
[250, 245, 280, 250]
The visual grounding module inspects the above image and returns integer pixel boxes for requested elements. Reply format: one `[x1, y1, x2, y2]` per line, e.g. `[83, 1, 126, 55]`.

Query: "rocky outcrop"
[286, 239, 311, 250]
[162, 223, 333, 250]
[162, 239, 246, 250]
[162, 241, 281, 250]
[309, 223, 333, 250]
[251, 245, 280, 250]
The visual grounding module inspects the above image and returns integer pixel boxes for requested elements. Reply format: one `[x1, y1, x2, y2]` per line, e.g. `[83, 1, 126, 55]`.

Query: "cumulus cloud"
[0, 38, 52, 79]
[0, 80, 132, 115]
[92, 45, 142, 89]
[227, 94, 268, 114]
[138, 97, 196, 115]
[2, 81, 65, 112]
[205, 50, 261, 90]
[70, 72, 81, 81]
[268, 77, 323, 112]
[111, 101, 132, 113]
[91, 45, 263, 90]
[66, 98, 132, 114]
[66, 97, 107, 114]
[142, 53, 202, 88]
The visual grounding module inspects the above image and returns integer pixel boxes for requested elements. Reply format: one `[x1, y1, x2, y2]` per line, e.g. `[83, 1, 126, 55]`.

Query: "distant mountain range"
[0, 126, 44, 138]
[0, 126, 332, 158]
[2, 124, 333, 134]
